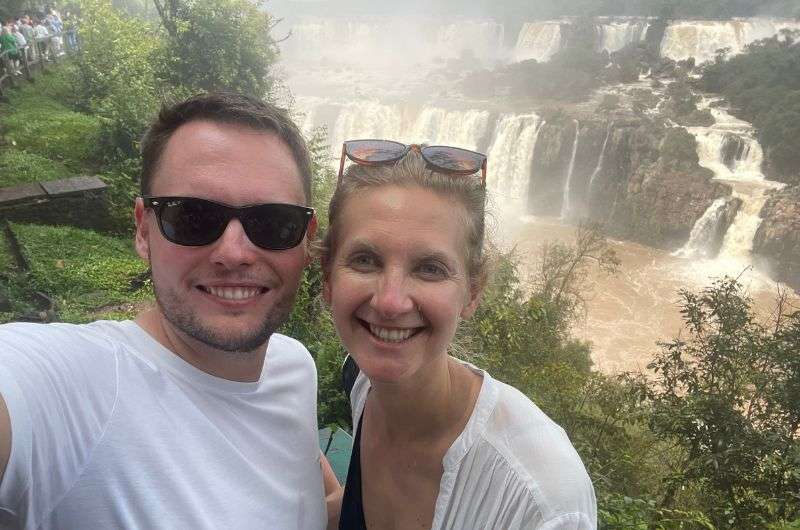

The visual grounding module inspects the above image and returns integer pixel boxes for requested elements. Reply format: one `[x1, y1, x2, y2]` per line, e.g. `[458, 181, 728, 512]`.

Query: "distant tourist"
[0, 25, 22, 75]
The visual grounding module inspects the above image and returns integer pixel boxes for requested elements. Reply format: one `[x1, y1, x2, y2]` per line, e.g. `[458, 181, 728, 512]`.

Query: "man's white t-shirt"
[0, 320, 326, 530]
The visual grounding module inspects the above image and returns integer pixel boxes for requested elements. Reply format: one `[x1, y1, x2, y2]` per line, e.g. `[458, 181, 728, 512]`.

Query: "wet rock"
[753, 186, 800, 291]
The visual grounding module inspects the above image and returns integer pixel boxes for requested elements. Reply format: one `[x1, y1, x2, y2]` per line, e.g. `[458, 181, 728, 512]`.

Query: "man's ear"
[134, 198, 151, 261]
[304, 214, 319, 267]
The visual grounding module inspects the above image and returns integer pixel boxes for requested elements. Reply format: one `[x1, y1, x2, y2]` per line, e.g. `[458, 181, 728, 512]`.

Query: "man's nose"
[371, 271, 415, 319]
[208, 218, 259, 268]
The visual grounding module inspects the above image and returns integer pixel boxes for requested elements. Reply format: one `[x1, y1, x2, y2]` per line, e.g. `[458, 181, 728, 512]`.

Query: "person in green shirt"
[1, 25, 22, 75]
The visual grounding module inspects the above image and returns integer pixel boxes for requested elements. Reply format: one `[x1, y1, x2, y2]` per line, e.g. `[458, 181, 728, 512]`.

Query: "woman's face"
[324, 185, 481, 384]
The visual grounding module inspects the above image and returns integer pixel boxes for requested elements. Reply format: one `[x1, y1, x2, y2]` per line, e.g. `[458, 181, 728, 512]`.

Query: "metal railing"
[0, 29, 79, 99]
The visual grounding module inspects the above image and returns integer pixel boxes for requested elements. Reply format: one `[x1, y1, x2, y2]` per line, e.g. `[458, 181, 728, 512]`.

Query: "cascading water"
[685, 99, 783, 264]
[560, 120, 580, 219]
[588, 121, 613, 191]
[660, 18, 800, 64]
[514, 22, 562, 62]
[405, 108, 491, 151]
[486, 114, 543, 217]
[674, 197, 730, 258]
[597, 20, 650, 53]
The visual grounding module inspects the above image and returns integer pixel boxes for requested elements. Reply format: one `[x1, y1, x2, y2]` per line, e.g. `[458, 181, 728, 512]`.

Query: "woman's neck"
[365, 357, 482, 445]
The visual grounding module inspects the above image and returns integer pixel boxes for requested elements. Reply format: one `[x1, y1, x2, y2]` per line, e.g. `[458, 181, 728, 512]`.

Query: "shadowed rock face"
[721, 133, 748, 170]
[753, 186, 800, 291]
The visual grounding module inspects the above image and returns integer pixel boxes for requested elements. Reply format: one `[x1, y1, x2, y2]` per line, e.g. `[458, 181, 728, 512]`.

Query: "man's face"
[134, 120, 315, 353]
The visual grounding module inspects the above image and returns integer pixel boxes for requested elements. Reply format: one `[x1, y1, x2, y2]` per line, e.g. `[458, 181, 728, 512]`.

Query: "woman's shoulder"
[470, 376, 597, 525]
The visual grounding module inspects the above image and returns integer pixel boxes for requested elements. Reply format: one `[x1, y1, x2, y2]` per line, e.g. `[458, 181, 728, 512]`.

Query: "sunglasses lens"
[422, 146, 485, 174]
[345, 140, 407, 163]
[243, 204, 311, 250]
[158, 198, 227, 246]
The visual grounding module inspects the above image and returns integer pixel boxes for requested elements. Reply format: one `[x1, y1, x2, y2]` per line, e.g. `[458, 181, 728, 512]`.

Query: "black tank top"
[338, 414, 367, 530]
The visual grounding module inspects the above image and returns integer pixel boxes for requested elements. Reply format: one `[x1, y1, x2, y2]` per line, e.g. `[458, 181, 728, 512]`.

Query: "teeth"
[205, 286, 261, 300]
[369, 324, 415, 343]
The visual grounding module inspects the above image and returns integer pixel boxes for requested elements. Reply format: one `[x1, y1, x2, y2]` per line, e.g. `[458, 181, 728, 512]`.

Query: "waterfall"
[597, 20, 650, 53]
[660, 18, 800, 64]
[406, 108, 491, 151]
[588, 121, 613, 191]
[674, 198, 729, 258]
[514, 22, 562, 62]
[486, 113, 543, 216]
[560, 120, 580, 219]
[685, 101, 784, 264]
[330, 100, 405, 157]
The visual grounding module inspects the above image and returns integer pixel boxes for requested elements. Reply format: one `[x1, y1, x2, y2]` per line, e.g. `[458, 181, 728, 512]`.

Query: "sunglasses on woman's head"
[338, 139, 487, 186]
[142, 197, 314, 251]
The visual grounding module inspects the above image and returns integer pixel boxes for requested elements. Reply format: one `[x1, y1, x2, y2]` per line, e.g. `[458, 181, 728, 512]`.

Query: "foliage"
[8, 223, 151, 322]
[151, 0, 280, 99]
[599, 493, 715, 529]
[659, 127, 701, 169]
[645, 278, 800, 527]
[700, 33, 800, 184]
[73, 0, 164, 157]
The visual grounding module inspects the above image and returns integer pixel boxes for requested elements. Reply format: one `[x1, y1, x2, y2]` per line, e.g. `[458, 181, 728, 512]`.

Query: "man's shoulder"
[266, 333, 316, 371]
[0, 320, 131, 359]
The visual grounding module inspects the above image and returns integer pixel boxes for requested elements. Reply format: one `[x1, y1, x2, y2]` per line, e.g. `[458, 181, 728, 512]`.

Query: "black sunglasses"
[142, 196, 314, 251]
[338, 139, 487, 186]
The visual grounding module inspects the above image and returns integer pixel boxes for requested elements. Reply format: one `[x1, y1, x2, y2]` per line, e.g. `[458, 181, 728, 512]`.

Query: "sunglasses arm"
[338, 144, 347, 186]
[481, 159, 487, 188]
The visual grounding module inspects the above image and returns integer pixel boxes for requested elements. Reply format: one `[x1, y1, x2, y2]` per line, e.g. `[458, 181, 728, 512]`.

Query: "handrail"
[0, 29, 80, 99]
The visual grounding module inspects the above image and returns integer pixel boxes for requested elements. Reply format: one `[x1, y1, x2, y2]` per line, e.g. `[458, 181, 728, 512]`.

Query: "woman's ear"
[460, 275, 485, 320]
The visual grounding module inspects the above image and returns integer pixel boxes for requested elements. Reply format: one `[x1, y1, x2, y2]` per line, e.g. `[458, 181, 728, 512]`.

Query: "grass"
[1, 81, 103, 173]
[0, 150, 72, 187]
[9, 223, 152, 322]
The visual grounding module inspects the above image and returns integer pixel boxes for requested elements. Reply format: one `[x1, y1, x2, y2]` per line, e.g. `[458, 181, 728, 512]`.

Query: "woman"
[321, 140, 596, 529]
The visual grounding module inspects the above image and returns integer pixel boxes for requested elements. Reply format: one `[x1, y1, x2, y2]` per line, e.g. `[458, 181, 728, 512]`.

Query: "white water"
[514, 22, 562, 62]
[560, 120, 580, 219]
[486, 114, 544, 218]
[598, 20, 650, 53]
[588, 121, 613, 191]
[685, 99, 784, 272]
[661, 18, 800, 64]
[675, 197, 730, 258]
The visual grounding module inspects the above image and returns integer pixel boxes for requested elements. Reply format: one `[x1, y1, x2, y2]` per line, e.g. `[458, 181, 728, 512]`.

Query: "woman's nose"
[370, 272, 415, 319]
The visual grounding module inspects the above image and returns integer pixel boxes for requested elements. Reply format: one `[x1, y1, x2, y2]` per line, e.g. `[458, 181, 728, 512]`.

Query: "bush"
[153, 0, 280, 99]
[73, 0, 164, 157]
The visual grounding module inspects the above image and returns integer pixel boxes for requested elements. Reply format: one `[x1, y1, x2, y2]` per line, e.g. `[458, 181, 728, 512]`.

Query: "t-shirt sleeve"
[0, 323, 119, 529]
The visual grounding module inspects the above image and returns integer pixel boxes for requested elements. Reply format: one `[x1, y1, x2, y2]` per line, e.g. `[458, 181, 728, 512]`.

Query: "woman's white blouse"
[349, 360, 597, 530]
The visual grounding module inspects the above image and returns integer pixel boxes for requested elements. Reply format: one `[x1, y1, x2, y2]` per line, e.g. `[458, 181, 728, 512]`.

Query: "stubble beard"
[152, 280, 297, 354]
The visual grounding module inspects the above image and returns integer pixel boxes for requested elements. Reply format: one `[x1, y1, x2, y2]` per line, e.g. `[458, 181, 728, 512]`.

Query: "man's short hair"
[140, 92, 312, 204]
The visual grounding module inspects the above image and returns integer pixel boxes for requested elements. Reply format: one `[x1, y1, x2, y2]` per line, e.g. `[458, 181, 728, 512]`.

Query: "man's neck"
[134, 308, 267, 382]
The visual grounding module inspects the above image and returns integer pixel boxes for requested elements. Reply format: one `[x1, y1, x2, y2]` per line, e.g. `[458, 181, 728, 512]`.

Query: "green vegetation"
[4, 223, 151, 322]
[0, 151, 70, 187]
[700, 33, 800, 185]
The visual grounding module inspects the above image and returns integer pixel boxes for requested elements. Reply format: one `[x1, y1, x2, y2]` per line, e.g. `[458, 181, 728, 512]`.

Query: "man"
[0, 93, 332, 529]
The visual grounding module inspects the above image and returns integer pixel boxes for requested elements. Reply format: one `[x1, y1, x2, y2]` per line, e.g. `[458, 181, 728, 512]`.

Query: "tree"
[646, 278, 800, 527]
[151, 0, 280, 98]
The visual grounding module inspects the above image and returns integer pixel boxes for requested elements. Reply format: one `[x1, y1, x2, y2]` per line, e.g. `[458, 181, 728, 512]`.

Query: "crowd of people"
[1, 9, 69, 75]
